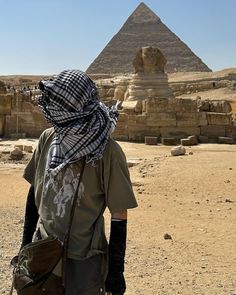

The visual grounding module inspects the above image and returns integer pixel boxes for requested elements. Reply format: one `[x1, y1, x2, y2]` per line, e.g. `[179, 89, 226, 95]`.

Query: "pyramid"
[86, 2, 211, 75]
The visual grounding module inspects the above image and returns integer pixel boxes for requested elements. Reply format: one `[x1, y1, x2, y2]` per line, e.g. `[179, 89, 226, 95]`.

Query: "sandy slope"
[0, 142, 236, 295]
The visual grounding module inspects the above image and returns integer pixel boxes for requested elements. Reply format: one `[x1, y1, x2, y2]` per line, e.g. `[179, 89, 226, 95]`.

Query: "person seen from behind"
[20, 69, 138, 295]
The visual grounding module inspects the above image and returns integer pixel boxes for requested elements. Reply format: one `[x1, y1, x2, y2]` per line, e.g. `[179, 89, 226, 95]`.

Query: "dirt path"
[0, 142, 236, 295]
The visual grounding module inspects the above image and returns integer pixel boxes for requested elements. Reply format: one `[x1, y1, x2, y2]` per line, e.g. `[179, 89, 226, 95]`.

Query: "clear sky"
[0, 0, 235, 75]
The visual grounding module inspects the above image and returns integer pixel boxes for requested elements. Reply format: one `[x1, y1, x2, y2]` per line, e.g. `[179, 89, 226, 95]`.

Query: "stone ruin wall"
[0, 91, 50, 138]
[113, 97, 236, 143]
[96, 61, 236, 144]
[0, 73, 235, 143]
[0, 92, 235, 143]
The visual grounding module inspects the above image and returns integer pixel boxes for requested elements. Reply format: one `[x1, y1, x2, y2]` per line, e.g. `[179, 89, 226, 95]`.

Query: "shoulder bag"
[10, 158, 86, 295]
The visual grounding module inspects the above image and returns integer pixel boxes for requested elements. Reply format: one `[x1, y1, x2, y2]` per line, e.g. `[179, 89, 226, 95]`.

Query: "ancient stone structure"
[86, 2, 211, 75]
[102, 48, 235, 144]
[124, 47, 174, 102]
[0, 47, 235, 143]
[0, 85, 235, 143]
[0, 91, 50, 137]
[133, 46, 166, 74]
[113, 96, 236, 143]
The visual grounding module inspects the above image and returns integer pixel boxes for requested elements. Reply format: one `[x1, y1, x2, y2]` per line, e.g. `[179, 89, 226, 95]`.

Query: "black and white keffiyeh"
[38, 69, 119, 176]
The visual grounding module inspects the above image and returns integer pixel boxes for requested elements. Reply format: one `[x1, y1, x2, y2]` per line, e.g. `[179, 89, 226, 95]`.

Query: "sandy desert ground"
[0, 140, 236, 295]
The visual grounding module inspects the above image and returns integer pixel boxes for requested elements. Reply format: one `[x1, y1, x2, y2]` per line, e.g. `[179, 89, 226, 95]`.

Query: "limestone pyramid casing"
[86, 2, 211, 75]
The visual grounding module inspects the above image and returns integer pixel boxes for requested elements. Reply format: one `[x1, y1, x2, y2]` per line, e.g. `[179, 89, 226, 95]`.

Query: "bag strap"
[62, 157, 86, 286]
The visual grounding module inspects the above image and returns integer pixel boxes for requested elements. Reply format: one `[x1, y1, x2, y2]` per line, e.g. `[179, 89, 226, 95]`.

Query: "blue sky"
[0, 0, 235, 75]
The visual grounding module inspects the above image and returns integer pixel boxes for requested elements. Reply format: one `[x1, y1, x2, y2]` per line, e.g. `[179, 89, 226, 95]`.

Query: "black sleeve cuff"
[105, 219, 127, 293]
[21, 186, 39, 248]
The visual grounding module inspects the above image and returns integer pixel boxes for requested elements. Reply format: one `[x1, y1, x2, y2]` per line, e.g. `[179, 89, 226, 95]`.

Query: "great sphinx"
[133, 46, 167, 74]
[124, 46, 173, 101]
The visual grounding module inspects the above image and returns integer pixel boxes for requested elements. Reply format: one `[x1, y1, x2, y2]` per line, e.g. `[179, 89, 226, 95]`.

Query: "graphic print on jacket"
[43, 146, 85, 218]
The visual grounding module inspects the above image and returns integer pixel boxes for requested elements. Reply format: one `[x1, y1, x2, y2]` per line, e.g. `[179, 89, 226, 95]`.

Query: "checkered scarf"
[38, 69, 119, 176]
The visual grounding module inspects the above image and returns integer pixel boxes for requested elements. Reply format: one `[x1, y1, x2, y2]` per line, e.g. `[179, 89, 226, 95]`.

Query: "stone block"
[160, 127, 200, 139]
[128, 133, 144, 142]
[127, 115, 147, 129]
[197, 100, 210, 112]
[206, 113, 232, 125]
[209, 101, 232, 113]
[135, 115, 147, 124]
[198, 135, 209, 143]
[181, 135, 198, 146]
[127, 115, 136, 123]
[115, 123, 128, 130]
[1, 148, 12, 154]
[10, 148, 23, 160]
[218, 137, 235, 144]
[188, 135, 198, 145]
[126, 128, 161, 141]
[161, 137, 180, 145]
[122, 100, 142, 114]
[173, 98, 198, 113]
[113, 127, 128, 138]
[208, 138, 218, 143]
[171, 145, 186, 156]
[146, 97, 174, 113]
[118, 113, 128, 123]
[146, 113, 176, 127]
[181, 138, 191, 146]
[127, 158, 141, 168]
[147, 97, 199, 114]
[176, 112, 207, 127]
[200, 125, 226, 139]
[0, 94, 12, 115]
[14, 145, 23, 151]
[145, 136, 158, 145]
[24, 145, 33, 153]
[225, 126, 236, 139]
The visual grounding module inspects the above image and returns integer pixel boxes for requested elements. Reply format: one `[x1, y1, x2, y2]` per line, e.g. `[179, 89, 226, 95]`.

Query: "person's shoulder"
[41, 127, 54, 138]
[38, 127, 54, 148]
[106, 138, 124, 153]
[104, 138, 126, 162]
[40, 127, 54, 140]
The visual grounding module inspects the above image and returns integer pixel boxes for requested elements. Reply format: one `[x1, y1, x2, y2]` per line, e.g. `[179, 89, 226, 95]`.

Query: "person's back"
[20, 70, 138, 295]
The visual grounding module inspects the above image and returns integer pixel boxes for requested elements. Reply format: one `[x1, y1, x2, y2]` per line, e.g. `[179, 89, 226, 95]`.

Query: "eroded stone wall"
[0, 87, 235, 144]
[113, 97, 236, 143]
[0, 92, 50, 137]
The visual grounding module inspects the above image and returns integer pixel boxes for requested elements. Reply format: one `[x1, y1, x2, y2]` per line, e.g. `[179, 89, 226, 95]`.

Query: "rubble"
[10, 148, 23, 160]
[171, 145, 186, 156]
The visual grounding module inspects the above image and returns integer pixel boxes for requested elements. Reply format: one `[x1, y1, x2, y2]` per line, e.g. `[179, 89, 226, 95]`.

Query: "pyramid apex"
[137, 2, 150, 9]
[130, 2, 160, 23]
